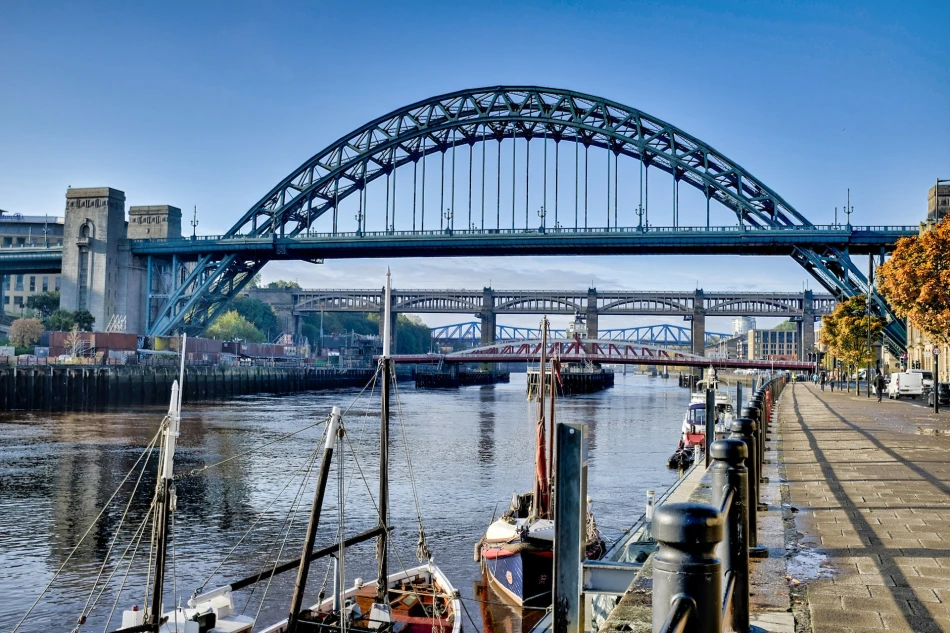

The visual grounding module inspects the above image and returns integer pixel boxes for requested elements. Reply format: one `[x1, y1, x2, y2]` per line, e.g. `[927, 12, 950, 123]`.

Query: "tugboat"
[479, 317, 605, 606]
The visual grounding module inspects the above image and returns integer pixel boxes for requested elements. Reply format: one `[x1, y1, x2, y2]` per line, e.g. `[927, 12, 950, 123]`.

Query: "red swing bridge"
[387, 339, 815, 371]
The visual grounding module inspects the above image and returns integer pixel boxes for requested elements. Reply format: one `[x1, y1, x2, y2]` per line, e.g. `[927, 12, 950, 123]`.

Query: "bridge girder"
[139, 86, 908, 348]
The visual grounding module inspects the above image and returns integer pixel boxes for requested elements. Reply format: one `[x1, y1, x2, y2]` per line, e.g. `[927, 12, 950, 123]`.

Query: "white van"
[888, 372, 924, 399]
[909, 369, 935, 391]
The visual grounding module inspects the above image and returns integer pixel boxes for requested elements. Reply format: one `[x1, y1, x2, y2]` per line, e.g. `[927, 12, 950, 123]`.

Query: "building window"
[14, 275, 23, 291]
[29, 276, 35, 292]
[3, 296, 7, 305]
[14, 296, 22, 307]
[54, 277, 60, 291]
[42, 277, 48, 292]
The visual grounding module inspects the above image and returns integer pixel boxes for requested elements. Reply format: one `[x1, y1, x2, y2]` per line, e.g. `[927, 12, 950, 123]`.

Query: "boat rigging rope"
[253, 442, 322, 625]
[198, 422, 330, 598]
[12, 426, 163, 633]
[74, 432, 158, 630]
[390, 373, 430, 563]
[100, 507, 155, 633]
[171, 511, 179, 632]
[174, 417, 329, 481]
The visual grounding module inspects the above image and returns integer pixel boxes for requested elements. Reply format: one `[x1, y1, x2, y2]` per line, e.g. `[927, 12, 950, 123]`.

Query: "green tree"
[232, 297, 280, 338]
[206, 310, 265, 342]
[819, 295, 886, 368]
[266, 279, 301, 290]
[773, 320, 797, 331]
[9, 318, 44, 347]
[73, 310, 95, 332]
[27, 291, 60, 319]
[46, 309, 76, 331]
[248, 273, 262, 289]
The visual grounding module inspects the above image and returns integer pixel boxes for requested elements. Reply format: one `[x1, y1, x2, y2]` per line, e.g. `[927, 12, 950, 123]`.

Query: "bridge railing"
[127, 223, 919, 249]
[652, 376, 786, 633]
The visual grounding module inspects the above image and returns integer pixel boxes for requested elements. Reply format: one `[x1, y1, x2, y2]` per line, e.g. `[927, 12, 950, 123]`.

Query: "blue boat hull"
[481, 546, 552, 606]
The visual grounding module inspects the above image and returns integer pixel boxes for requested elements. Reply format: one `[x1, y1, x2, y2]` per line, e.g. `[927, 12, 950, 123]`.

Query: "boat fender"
[473, 537, 486, 562]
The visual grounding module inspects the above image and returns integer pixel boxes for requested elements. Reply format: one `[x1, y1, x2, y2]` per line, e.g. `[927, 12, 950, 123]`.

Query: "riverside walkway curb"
[780, 382, 950, 633]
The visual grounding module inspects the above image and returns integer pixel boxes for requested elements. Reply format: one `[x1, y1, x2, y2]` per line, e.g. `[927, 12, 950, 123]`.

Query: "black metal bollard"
[652, 502, 724, 633]
[741, 404, 762, 502]
[710, 439, 751, 633]
[729, 418, 760, 549]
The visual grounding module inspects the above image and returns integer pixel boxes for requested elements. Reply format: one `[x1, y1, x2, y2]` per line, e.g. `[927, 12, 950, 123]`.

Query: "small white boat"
[679, 367, 734, 449]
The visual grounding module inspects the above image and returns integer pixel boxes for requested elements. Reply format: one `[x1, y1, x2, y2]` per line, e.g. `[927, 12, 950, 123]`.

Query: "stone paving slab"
[779, 383, 950, 633]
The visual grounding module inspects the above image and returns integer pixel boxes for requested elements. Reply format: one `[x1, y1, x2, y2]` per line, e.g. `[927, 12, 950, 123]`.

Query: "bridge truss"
[140, 86, 907, 349]
[390, 339, 813, 371]
[429, 321, 731, 346]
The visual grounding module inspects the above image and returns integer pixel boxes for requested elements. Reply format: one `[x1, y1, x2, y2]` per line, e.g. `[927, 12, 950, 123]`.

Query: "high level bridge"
[0, 87, 914, 350]
[249, 287, 834, 357]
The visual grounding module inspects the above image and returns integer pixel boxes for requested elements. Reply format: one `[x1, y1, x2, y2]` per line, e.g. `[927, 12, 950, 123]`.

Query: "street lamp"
[844, 189, 854, 228]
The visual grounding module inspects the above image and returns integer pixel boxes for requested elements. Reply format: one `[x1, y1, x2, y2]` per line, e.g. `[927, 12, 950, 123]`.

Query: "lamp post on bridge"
[537, 205, 546, 233]
[636, 204, 645, 232]
[354, 208, 364, 237]
[191, 206, 199, 240]
[443, 207, 453, 234]
[844, 188, 854, 229]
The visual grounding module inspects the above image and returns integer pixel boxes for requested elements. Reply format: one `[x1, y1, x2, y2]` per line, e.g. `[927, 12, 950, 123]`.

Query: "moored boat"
[480, 317, 604, 607]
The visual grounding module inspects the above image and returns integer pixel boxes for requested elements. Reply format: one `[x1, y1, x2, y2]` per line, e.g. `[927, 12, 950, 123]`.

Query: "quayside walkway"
[781, 383, 950, 633]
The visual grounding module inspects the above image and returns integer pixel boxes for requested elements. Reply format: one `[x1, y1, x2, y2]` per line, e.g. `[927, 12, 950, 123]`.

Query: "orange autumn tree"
[819, 295, 886, 368]
[877, 218, 950, 348]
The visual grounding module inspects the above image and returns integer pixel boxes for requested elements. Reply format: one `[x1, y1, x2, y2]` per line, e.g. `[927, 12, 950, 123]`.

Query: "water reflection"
[477, 387, 497, 467]
[0, 373, 689, 631]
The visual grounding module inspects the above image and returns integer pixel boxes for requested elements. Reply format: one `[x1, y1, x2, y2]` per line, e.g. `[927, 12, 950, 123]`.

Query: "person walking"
[876, 371, 886, 402]
[830, 371, 836, 392]
[820, 370, 826, 391]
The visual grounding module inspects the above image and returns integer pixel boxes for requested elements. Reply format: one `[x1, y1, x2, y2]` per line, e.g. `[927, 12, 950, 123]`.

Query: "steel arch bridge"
[429, 321, 731, 346]
[144, 86, 907, 349]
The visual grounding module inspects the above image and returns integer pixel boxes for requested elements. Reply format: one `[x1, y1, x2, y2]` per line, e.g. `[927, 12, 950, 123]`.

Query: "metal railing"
[653, 376, 786, 633]
[126, 223, 918, 248]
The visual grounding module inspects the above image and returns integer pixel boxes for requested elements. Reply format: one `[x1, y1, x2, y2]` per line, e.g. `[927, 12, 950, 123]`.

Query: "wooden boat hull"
[257, 564, 461, 633]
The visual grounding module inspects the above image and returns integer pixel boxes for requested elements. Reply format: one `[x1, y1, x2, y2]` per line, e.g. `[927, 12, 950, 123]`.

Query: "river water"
[0, 372, 707, 632]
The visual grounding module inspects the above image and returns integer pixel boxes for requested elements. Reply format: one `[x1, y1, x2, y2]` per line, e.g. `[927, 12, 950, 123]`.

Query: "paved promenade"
[780, 382, 950, 633]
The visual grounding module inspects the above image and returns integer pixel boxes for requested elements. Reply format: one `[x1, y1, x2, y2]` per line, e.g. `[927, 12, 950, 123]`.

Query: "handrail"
[126, 223, 919, 248]
[659, 595, 695, 633]
[717, 486, 735, 517]
[653, 375, 788, 633]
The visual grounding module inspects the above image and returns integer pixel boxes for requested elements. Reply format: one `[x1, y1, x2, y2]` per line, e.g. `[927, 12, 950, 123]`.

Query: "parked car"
[928, 383, 950, 407]
[888, 372, 924, 399]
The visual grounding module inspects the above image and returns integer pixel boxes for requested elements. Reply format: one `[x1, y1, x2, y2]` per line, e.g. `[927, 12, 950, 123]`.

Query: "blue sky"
[1, 0, 948, 330]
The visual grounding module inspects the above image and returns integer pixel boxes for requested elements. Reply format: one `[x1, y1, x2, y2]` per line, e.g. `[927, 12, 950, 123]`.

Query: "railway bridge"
[249, 287, 834, 357]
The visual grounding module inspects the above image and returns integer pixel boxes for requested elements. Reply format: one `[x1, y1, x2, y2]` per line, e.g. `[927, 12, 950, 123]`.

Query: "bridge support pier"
[586, 288, 599, 339]
[691, 289, 706, 357]
[480, 287, 496, 345]
[800, 290, 815, 360]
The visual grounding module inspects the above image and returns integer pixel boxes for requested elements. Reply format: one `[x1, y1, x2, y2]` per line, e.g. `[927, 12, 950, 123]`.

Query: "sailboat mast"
[287, 407, 342, 633]
[533, 318, 549, 518]
[548, 357, 557, 518]
[376, 270, 392, 604]
[149, 334, 186, 630]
